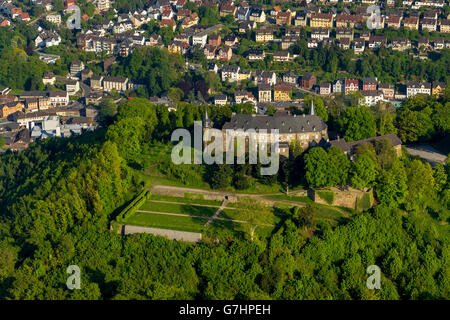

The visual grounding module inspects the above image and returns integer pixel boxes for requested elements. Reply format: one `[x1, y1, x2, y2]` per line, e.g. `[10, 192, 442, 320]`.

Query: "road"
[405, 144, 448, 166]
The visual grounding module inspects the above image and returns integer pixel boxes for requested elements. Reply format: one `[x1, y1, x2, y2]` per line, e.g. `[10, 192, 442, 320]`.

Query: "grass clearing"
[140, 201, 218, 217]
[125, 211, 207, 233]
[149, 194, 222, 206]
[265, 194, 313, 203]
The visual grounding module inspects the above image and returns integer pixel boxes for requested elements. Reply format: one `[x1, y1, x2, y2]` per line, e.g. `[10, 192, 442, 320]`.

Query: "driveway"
[405, 144, 448, 166]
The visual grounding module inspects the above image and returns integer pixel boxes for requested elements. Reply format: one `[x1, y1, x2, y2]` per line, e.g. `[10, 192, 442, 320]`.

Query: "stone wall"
[122, 225, 202, 243]
[312, 187, 373, 210]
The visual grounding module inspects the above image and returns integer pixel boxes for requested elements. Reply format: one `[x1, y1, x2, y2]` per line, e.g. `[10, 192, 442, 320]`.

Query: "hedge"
[116, 189, 150, 223]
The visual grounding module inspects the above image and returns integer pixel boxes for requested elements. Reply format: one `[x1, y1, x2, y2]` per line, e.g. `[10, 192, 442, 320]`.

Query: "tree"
[236, 198, 270, 241]
[327, 146, 350, 186]
[338, 106, 376, 142]
[404, 160, 435, 212]
[210, 164, 233, 189]
[378, 112, 397, 135]
[167, 87, 184, 103]
[98, 98, 117, 126]
[292, 204, 316, 228]
[433, 162, 448, 193]
[304, 147, 329, 188]
[350, 154, 377, 190]
[0, 135, 4, 148]
[376, 160, 408, 207]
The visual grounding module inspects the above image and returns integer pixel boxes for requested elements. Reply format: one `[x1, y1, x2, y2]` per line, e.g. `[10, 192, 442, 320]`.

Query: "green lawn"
[265, 194, 313, 203]
[125, 211, 207, 233]
[209, 219, 274, 240]
[139, 201, 218, 217]
[219, 208, 281, 225]
[149, 194, 223, 206]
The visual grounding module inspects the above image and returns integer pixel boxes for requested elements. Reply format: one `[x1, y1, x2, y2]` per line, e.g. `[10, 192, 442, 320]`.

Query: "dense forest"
[0, 97, 448, 300]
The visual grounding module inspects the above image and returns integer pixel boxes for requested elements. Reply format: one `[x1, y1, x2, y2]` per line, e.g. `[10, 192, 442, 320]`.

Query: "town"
[0, 0, 449, 303]
[0, 0, 449, 153]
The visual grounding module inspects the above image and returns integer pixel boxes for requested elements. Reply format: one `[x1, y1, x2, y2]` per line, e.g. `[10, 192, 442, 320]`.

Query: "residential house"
[249, 6, 265, 23]
[273, 51, 290, 62]
[281, 35, 299, 50]
[247, 49, 265, 61]
[333, 79, 345, 93]
[45, 14, 61, 25]
[311, 28, 329, 41]
[336, 28, 354, 41]
[258, 83, 272, 102]
[192, 31, 208, 47]
[103, 76, 129, 93]
[213, 94, 227, 105]
[70, 61, 85, 77]
[236, 7, 250, 21]
[440, 19, 450, 33]
[360, 90, 383, 105]
[302, 74, 317, 89]
[368, 36, 387, 49]
[386, 16, 402, 29]
[308, 38, 319, 49]
[276, 11, 291, 26]
[274, 84, 291, 101]
[378, 84, 395, 99]
[336, 14, 363, 28]
[81, 69, 93, 81]
[203, 44, 217, 59]
[319, 82, 331, 95]
[310, 13, 333, 28]
[294, 12, 307, 27]
[255, 28, 273, 43]
[254, 71, 277, 86]
[66, 80, 79, 95]
[406, 82, 431, 98]
[421, 18, 437, 31]
[433, 38, 444, 50]
[345, 79, 359, 93]
[362, 77, 377, 91]
[42, 72, 56, 86]
[219, 1, 235, 17]
[403, 16, 419, 30]
[35, 31, 61, 47]
[218, 46, 232, 61]
[223, 35, 238, 46]
[1, 101, 24, 118]
[391, 37, 411, 51]
[49, 91, 69, 107]
[338, 38, 351, 50]
[208, 34, 221, 47]
[238, 70, 251, 81]
[283, 71, 298, 85]
[432, 82, 445, 96]
[169, 41, 190, 54]
[221, 65, 240, 82]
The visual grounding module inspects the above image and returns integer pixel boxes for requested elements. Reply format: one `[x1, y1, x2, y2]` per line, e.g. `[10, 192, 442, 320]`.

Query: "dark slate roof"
[329, 134, 402, 153]
[222, 114, 327, 134]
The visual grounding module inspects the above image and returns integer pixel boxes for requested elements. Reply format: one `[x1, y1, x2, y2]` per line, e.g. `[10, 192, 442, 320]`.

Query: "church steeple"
[309, 99, 315, 116]
[203, 108, 212, 128]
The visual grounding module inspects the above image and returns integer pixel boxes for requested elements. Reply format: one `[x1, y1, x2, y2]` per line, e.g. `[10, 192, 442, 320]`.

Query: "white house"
[35, 31, 61, 47]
